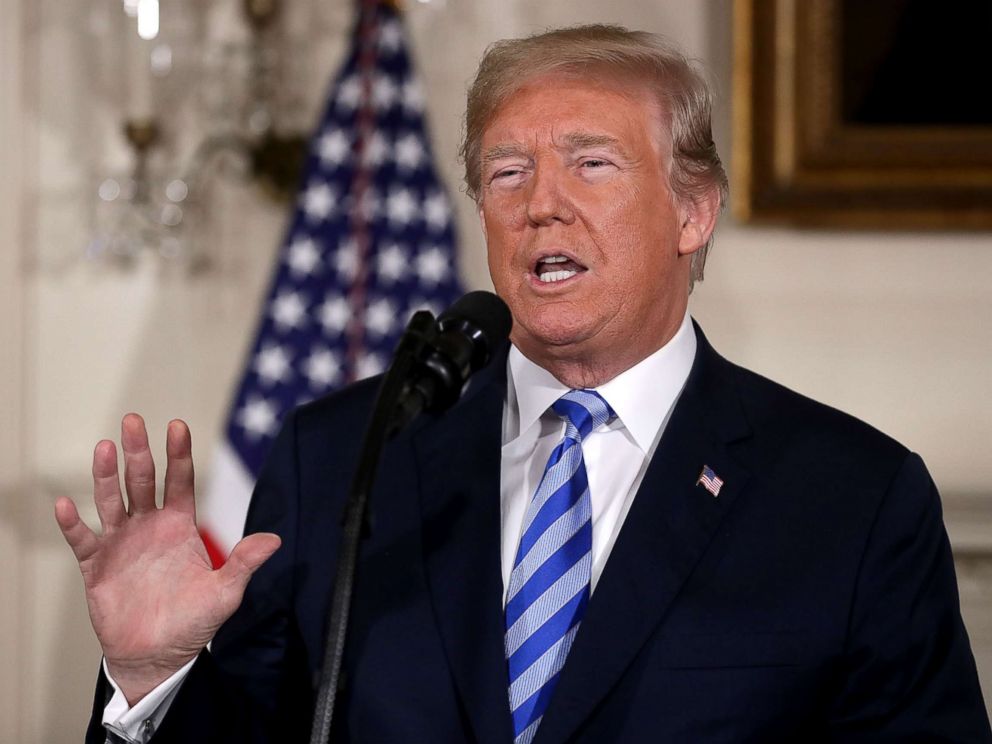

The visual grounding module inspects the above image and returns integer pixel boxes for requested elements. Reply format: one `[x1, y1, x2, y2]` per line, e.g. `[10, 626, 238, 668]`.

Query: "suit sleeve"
[86, 409, 314, 744]
[827, 452, 991, 742]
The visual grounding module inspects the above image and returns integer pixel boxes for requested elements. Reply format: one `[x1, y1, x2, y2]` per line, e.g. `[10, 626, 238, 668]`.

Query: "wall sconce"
[89, 0, 308, 269]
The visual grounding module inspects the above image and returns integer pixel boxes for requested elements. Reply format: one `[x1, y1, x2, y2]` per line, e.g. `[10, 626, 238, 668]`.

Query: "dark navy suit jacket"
[89, 324, 991, 743]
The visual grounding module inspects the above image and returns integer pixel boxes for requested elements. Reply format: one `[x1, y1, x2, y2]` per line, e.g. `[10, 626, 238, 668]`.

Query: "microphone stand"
[309, 310, 437, 744]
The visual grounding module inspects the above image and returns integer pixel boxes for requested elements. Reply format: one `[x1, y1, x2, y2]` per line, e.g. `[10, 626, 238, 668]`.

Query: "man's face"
[478, 73, 710, 377]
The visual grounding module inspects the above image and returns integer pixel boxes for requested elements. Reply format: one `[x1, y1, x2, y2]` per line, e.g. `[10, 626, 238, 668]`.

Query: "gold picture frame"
[732, 0, 992, 229]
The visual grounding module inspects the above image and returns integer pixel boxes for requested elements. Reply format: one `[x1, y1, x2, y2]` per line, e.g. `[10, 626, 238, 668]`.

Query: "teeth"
[538, 269, 578, 283]
[540, 255, 569, 264]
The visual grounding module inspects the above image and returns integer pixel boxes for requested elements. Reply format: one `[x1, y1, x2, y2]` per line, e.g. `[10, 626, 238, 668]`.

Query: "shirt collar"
[504, 311, 697, 451]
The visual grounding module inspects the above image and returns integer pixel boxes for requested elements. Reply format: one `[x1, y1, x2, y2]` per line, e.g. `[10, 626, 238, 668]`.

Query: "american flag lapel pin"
[697, 465, 724, 497]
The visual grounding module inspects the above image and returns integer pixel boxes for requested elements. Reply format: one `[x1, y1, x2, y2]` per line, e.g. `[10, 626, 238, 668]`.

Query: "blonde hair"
[460, 24, 727, 288]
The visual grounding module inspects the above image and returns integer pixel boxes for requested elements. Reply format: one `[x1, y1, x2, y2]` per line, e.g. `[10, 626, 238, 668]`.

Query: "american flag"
[697, 465, 724, 497]
[199, 0, 463, 566]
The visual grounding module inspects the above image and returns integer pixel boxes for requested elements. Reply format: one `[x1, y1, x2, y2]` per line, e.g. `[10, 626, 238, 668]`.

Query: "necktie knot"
[551, 389, 615, 443]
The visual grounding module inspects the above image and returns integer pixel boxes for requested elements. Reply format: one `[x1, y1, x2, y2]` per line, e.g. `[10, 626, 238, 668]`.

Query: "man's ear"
[478, 203, 488, 243]
[677, 187, 721, 257]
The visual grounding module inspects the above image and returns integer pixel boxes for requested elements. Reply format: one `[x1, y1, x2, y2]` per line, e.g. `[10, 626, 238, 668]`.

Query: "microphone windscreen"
[438, 291, 513, 347]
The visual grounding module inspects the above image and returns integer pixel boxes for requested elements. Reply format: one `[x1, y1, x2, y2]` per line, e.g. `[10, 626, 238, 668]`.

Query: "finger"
[92, 439, 126, 531]
[54, 496, 100, 563]
[121, 413, 156, 514]
[163, 419, 195, 518]
[215, 533, 282, 613]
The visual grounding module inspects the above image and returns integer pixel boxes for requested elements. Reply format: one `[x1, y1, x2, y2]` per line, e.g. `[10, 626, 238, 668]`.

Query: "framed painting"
[733, 0, 992, 228]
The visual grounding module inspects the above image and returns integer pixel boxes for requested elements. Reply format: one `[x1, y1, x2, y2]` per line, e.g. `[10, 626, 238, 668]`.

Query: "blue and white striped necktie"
[505, 389, 615, 744]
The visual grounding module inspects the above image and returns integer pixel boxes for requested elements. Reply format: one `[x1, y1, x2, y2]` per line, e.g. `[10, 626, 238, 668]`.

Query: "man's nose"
[525, 162, 575, 227]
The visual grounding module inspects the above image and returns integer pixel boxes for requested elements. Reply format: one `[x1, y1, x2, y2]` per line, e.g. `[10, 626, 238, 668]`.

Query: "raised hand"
[54, 414, 281, 705]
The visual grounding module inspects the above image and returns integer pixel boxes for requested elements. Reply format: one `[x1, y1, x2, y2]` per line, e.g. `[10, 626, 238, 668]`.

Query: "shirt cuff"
[101, 655, 198, 744]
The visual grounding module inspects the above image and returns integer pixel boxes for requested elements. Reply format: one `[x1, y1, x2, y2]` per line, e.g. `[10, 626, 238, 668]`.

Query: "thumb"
[217, 532, 282, 596]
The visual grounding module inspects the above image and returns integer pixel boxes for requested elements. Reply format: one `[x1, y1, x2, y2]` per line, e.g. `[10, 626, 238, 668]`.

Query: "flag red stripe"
[200, 528, 227, 569]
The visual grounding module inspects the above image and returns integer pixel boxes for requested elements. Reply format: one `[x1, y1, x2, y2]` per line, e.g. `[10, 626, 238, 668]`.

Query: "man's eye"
[488, 167, 529, 187]
[580, 159, 609, 169]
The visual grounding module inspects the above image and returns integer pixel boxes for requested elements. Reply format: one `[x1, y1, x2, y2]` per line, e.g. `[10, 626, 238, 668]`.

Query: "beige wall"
[1, 0, 989, 740]
[0, 0, 26, 738]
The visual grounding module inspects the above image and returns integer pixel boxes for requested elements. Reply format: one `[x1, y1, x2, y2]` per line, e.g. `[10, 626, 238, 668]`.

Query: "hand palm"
[84, 510, 222, 664]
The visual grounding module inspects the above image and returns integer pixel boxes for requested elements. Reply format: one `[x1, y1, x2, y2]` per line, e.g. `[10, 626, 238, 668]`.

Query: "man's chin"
[511, 322, 599, 355]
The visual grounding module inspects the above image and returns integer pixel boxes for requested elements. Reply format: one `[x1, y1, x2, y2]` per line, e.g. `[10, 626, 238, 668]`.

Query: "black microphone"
[390, 291, 512, 432]
[310, 291, 510, 742]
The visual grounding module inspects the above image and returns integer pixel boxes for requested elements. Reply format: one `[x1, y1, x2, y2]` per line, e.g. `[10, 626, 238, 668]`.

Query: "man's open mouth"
[534, 255, 587, 283]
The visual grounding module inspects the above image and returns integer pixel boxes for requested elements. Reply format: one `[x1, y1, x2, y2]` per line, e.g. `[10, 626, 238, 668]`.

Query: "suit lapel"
[414, 347, 515, 744]
[534, 325, 753, 744]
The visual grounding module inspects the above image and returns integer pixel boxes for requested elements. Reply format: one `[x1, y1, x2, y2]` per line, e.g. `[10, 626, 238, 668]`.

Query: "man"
[57, 25, 990, 743]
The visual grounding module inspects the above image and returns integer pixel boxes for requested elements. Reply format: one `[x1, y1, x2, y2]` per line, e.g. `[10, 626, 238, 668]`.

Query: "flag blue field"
[200, 0, 463, 565]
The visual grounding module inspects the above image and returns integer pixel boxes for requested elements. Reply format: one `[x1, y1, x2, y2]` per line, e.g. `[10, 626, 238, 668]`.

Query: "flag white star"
[302, 346, 342, 388]
[270, 290, 308, 331]
[424, 191, 451, 232]
[333, 238, 360, 280]
[336, 75, 362, 111]
[372, 73, 397, 112]
[253, 344, 293, 386]
[286, 237, 321, 277]
[394, 133, 425, 172]
[356, 352, 385, 379]
[362, 130, 391, 168]
[343, 186, 382, 222]
[416, 246, 449, 285]
[378, 19, 403, 54]
[377, 243, 409, 284]
[236, 395, 278, 438]
[318, 293, 351, 335]
[317, 128, 351, 168]
[366, 297, 396, 338]
[301, 181, 336, 222]
[402, 78, 424, 113]
[387, 187, 418, 226]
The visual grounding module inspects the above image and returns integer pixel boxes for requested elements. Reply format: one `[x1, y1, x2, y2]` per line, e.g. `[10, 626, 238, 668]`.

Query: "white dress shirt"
[102, 655, 197, 743]
[500, 311, 696, 599]
[104, 311, 697, 741]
